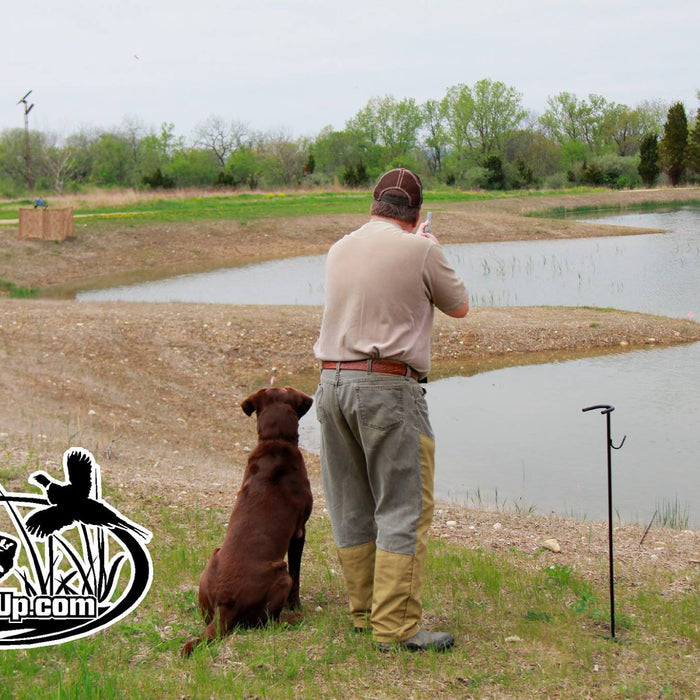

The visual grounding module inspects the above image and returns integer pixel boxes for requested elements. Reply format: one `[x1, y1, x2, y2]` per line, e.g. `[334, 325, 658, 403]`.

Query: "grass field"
[1, 493, 697, 699]
[0, 186, 593, 224]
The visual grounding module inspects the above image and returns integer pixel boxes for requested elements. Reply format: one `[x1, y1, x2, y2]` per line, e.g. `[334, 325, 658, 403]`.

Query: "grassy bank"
[0, 188, 491, 224]
[529, 197, 700, 219]
[1, 485, 697, 700]
[0, 186, 611, 225]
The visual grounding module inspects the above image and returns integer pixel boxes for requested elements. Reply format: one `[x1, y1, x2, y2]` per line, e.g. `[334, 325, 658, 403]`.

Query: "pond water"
[420, 343, 700, 524]
[78, 208, 700, 320]
[79, 208, 700, 525]
[297, 342, 700, 524]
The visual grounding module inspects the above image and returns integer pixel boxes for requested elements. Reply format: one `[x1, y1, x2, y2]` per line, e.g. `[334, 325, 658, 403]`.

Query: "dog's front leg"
[286, 531, 305, 608]
[180, 608, 228, 657]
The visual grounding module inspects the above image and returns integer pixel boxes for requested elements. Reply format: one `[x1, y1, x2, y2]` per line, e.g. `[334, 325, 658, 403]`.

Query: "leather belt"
[322, 359, 420, 381]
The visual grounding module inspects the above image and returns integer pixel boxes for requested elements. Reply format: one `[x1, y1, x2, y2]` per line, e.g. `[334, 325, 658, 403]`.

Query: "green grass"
[0, 490, 697, 699]
[0, 187, 598, 224]
[0, 190, 467, 224]
[655, 497, 690, 530]
[0, 278, 39, 298]
[1, 187, 697, 227]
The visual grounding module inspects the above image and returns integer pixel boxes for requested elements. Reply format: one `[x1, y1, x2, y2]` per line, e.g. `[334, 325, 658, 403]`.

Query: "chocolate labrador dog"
[181, 387, 313, 656]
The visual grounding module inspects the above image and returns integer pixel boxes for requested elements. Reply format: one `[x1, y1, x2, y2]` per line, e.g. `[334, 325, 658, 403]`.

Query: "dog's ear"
[284, 387, 313, 418]
[241, 389, 266, 416]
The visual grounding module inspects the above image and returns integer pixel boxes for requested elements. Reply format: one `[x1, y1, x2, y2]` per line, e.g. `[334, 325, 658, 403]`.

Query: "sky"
[3, 0, 699, 142]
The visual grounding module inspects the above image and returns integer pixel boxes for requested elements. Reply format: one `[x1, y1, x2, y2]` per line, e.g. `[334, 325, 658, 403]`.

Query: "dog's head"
[241, 387, 313, 443]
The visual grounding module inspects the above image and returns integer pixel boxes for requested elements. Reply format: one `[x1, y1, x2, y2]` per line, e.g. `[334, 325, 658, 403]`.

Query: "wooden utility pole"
[17, 90, 34, 193]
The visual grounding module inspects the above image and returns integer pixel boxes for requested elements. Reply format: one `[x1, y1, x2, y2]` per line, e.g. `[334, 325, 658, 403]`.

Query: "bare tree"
[41, 133, 76, 192]
[194, 116, 249, 168]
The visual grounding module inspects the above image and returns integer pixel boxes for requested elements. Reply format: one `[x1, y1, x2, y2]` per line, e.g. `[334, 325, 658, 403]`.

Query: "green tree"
[443, 83, 477, 181]
[540, 92, 591, 144]
[503, 130, 560, 183]
[311, 127, 356, 182]
[345, 95, 423, 170]
[342, 161, 370, 187]
[443, 80, 526, 184]
[261, 132, 308, 186]
[311, 126, 361, 182]
[483, 155, 506, 190]
[601, 103, 638, 156]
[638, 132, 660, 186]
[344, 104, 386, 176]
[602, 101, 665, 158]
[540, 92, 621, 154]
[169, 146, 219, 187]
[0, 128, 35, 189]
[63, 128, 99, 185]
[90, 132, 134, 186]
[142, 167, 175, 189]
[227, 146, 262, 189]
[686, 108, 700, 176]
[659, 102, 688, 186]
[560, 139, 587, 173]
[635, 99, 668, 134]
[471, 79, 527, 157]
[375, 95, 423, 162]
[419, 98, 449, 176]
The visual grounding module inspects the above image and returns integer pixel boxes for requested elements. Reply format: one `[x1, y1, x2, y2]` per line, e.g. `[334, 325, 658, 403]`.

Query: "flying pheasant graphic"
[25, 449, 149, 540]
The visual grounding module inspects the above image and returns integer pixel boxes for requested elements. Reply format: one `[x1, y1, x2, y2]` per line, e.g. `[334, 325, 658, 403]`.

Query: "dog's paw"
[180, 639, 197, 657]
[280, 610, 304, 626]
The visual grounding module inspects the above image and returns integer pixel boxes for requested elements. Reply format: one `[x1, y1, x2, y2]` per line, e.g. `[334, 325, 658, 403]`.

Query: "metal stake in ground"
[582, 404, 626, 640]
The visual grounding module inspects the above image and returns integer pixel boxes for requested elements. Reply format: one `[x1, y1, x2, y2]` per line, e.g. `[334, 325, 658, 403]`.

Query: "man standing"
[313, 168, 469, 651]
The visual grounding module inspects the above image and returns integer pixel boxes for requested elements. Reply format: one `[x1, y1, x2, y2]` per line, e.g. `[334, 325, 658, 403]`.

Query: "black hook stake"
[582, 404, 627, 640]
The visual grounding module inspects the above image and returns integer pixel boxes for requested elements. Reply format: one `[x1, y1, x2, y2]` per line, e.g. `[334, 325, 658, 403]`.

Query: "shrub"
[514, 159, 536, 189]
[580, 155, 641, 189]
[342, 161, 370, 187]
[483, 156, 506, 190]
[461, 166, 489, 189]
[542, 172, 568, 190]
[142, 168, 175, 189]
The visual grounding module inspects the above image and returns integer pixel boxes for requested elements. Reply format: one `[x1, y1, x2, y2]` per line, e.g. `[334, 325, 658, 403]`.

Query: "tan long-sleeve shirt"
[313, 219, 468, 377]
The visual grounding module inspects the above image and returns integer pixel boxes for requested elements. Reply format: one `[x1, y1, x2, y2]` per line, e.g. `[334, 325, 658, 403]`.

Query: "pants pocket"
[314, 384, 327, 424]
[355, 384, 405, 431]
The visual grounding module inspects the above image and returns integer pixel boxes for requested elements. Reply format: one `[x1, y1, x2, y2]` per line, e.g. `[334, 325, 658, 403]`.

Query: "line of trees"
[2, 79, 699, 197]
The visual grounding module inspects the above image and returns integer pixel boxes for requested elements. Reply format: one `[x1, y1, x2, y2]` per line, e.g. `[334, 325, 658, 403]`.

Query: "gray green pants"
[315, 368, 435, 642]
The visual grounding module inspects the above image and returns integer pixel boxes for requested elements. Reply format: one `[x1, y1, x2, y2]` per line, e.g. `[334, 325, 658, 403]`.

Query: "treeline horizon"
[2, 79, 700, 197]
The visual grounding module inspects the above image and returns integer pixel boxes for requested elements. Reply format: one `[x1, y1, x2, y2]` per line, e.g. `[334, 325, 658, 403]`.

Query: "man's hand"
[416, 218, 439, 244]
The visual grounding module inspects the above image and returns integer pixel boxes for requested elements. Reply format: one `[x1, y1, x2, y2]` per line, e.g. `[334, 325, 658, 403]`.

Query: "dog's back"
[223, 439, 312, 561]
